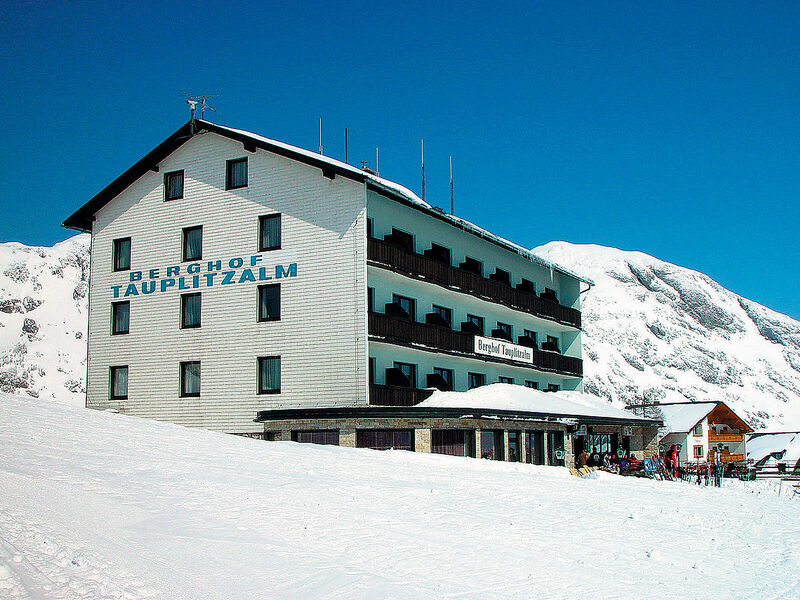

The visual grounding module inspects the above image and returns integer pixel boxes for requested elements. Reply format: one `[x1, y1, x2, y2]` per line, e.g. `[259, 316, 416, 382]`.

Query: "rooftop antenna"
[182, 93, 218, 121]
[421, 139, 426, 203]
[187, 99, 198, 132]
[318, 117, 323, 155]
[344, 128, 348, 164]
[376, 147, 379, 177]
[449, 155, 454, 214]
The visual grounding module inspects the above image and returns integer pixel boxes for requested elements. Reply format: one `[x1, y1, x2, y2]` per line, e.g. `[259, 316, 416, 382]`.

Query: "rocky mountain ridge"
[535, 242, 800, 429]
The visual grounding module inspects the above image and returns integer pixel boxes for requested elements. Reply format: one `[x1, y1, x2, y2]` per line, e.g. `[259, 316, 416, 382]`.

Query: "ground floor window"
[468, 372, 485, 389]
[292, 430, 339, 445]
[110, 366, 128, 400]
[180, 361, 200, 397]
[356, 429, 414, 451]
[480, 430, 504, 460]
[432, 429, 475, 457]
[694, 445, 703, 458]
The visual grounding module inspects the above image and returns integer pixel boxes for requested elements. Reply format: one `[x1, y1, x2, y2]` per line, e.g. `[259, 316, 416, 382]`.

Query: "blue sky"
[1, 1, 798, 319]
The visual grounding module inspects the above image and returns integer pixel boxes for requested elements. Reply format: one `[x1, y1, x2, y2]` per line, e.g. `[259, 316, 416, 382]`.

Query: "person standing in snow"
[578, 449, 589, 468]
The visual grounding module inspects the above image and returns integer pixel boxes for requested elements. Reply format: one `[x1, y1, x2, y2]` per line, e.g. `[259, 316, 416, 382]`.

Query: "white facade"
[86, 132, 368, 432]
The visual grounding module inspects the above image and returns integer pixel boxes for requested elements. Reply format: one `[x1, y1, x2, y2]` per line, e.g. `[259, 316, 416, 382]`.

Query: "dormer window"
[459, 257, 482, 275]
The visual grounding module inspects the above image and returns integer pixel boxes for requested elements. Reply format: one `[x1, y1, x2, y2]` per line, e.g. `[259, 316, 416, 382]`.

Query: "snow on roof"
[417, 384, 655, 422]
[747, 432, 799, 464]
[204, 121, 591, 286]
[657, 403, 716, 434]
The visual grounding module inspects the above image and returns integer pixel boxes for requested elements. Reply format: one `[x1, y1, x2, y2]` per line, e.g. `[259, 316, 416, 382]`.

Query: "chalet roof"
[652, 401, 753, 435]
[746, 431, 800, 464]
[63, 119, 591, 285]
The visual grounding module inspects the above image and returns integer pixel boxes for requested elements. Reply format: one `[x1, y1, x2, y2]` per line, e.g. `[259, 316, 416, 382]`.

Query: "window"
[498, 376, 514, 384]
[293, 430, 339, 445]
[393, 362, 417, 388]
[543, 287, 558, 301]
[392, 294, 416, 321]
[164, 170, 184, 200]
[425, 243, 451, 264]
[467, 314, 484, 335]
[432, 305, 452, 327]
[459, 256, 482, 275]
[110, 366, 128, 400]
[113, 237, 131, 271]
[259, 214, 281, 251]
[181, 293, 201, 328]
[369, 357, 375, 384]
[496, 322, 512, 338]
[524, 329, 537, 343]
[180, 361, 201, 397]
[182, 226, 202, 261]
[111, 301, 129, 335]
[387, 228, 414, 251]
[491, 268, 511, 285]
[367, 218, 374, 238]
[525, 381, 539, 389]
[433, 367, 453, 388]
[547, 383, 560, 392]
[258, 284, 280, 321]
[693, 445, 703, 458]
[693, 423, 703, 437]
[226, 157, 248, 189]
[518, 278, 535, 293]
[258, 356, 281, 394]
[468, 372, 485, 389]
[367, 287, 374, 313]
[357, 430, 414, 451]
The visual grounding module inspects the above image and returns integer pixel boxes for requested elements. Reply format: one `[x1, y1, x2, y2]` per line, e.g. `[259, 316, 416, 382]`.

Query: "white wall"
[87, 132, 368, 432]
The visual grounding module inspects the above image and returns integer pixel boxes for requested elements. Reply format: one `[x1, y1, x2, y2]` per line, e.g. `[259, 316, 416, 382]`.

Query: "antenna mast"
[376, 147, 379, 177]
[421, 139, 426, 203]
[183, 93, 218, 121]
[449, 155, 454, 214]
[344, 128, 348, 164]
[318, 118, 323, 155]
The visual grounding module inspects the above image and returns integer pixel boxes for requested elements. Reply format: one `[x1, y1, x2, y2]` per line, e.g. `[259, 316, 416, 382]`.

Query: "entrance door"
[526, 430, 545, 465]
[547, 431, 565, 466]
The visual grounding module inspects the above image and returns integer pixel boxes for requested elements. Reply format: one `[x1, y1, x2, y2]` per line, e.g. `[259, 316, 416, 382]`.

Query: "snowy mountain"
[2, 234, 799, 430]
[535, 242, 800, 430]
[0, 235, 89, 405]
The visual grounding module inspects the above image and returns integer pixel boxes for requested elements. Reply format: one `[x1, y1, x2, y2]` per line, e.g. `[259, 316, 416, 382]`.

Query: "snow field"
[1, 393, 799, 599]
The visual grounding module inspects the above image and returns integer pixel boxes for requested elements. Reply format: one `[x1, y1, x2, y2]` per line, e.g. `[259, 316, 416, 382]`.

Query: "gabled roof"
[647, 401, 753, 435]
[62, 119, 591, 285]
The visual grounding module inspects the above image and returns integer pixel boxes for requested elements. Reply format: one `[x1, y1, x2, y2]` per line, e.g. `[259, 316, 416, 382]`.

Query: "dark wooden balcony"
[369, 384, 434, 406]
[367, 237, 581, 328]
[369, 312, 583, 377]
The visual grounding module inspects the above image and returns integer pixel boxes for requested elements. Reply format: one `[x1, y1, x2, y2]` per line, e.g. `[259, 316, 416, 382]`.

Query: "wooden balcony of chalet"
[368, 312, 583, 378]
[708, 431, 744, 443]
[367, 237, 582, 329]
[718, 453, 745, 463]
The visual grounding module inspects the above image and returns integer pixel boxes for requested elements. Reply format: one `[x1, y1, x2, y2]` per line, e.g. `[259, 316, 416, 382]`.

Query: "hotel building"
[64, 118, 659, 464]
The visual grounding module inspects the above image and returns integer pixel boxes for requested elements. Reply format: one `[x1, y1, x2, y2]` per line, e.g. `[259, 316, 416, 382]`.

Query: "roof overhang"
[254, 406, 662, 427]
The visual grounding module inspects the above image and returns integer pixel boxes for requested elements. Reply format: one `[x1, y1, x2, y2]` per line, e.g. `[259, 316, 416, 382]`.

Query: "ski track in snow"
[1, 393, 799, 599]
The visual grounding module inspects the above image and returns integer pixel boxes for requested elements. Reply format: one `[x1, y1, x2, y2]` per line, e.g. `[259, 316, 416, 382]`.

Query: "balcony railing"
[718, 453, 744, 463]
[369, 384, 434, 406]
[708, 432, 743, 443]
[369, 312, 583, 377]
[368, 237, 581, 329]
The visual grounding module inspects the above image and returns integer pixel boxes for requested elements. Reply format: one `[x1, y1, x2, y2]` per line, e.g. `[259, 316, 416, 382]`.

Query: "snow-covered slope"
[0, 235, 89, 405]
[535, 242, 800, 430]
[1, 392, 798, 599]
